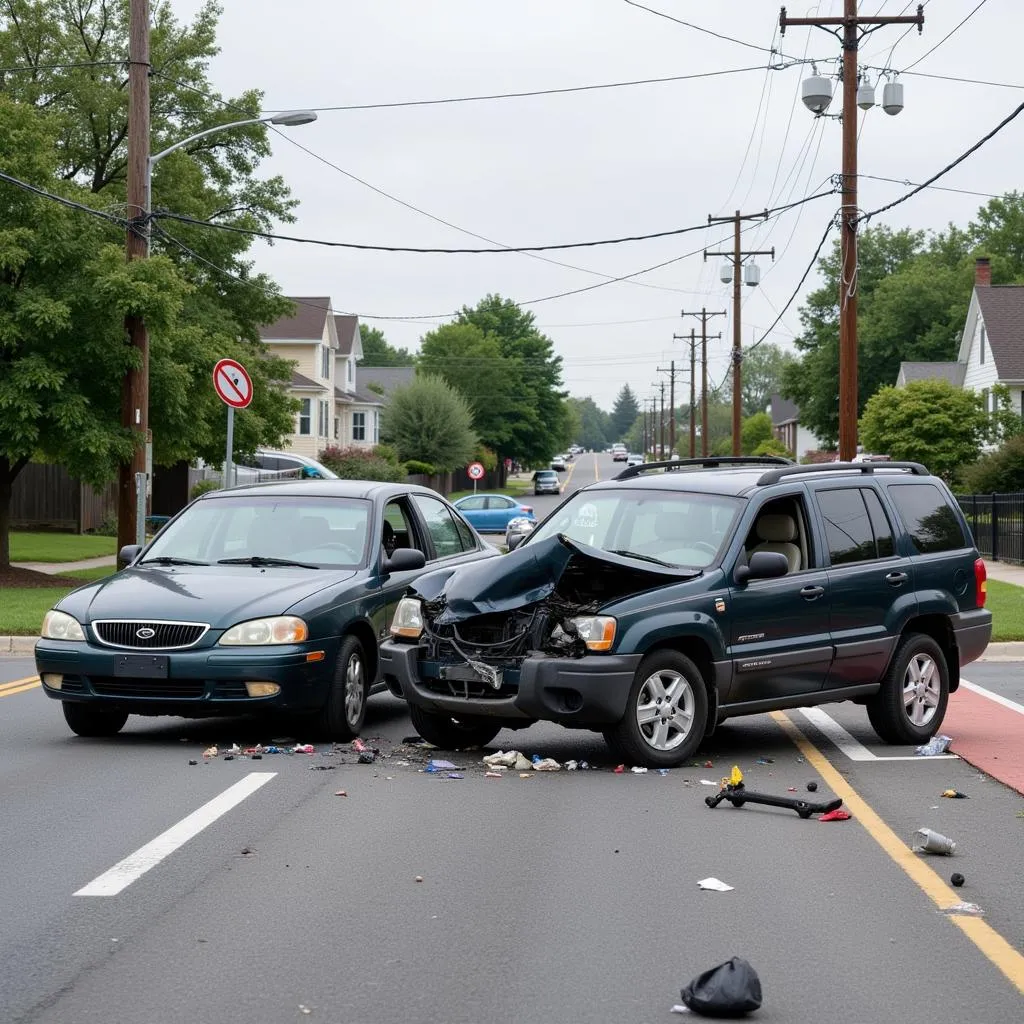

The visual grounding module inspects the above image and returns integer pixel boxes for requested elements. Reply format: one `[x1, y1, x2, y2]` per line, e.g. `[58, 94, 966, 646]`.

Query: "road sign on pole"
[212, 359, 253, 489]
[467, 461, 485, 494]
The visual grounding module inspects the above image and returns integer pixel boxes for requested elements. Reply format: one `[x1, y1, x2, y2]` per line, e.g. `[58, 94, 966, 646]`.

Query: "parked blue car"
[452, 494, 536, 534]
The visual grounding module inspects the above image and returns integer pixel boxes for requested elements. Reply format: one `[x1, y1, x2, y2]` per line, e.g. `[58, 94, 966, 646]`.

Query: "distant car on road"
[550, 455, 567, 472]
[35, 480, 495, 739]
[452, 494, 536, 534]
[533, 469, 561, 495]
[627, 453, 644, 467]
[611, 445, 628, 462]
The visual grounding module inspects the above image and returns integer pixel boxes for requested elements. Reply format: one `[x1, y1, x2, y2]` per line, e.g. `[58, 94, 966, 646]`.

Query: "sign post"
[467, 460, 485, 494]
[212, 358, 253, 489]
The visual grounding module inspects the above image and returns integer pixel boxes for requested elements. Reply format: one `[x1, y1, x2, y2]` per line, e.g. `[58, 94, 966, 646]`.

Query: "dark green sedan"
[35, 480, 497, 738]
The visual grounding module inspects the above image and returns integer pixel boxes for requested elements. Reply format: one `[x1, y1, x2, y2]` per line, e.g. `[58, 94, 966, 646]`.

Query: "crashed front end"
[383, 534, 686, 725]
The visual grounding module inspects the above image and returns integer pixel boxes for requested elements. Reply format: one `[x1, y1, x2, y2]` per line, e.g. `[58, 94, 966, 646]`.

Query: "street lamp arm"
[149, 117, 266, 166]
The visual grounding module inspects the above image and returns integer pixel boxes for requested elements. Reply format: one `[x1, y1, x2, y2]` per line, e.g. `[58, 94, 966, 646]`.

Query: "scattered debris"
[756, 758, 774, 765]
[532, 757, 562, 771]
[704, 760, 714, 768]
[670, 1004, 691, 1014]
[519, 773, 533, 779]
[565, 760, 579, 771]
[680, 956, 762, 1017]
[913, 828, 956, 855]
[820, 808, 851, 822]
[658, 768, 670, 776]
[298, 1006, 312, 1016]
[700, 779, 718, 786]
[447, 773, 464, 780]
[240, 847, 253, 856]
[697, 877, 734, 892]
[357, 752, 376, 764]
[614, 764, 626, 774]
[414, 875, 424, 883]
[223, 755, 234, 761]
[942, 789, 968, 799]
[426, 759, 459, 773]
[293, 743, 315, 754]
[334, 790, 348, 797]
[402, 735, 433, 747]
[483, 750, 518, 769]
[485, 771, 503, 779]
[202, 746, 218, 759]
[631, 766, 648, 774]
[941, 902, 983, 916]
[309, 765, 336, 771]
[787, 787, 797, 792]
[188, 759, 198, 766]
[806, 781, 818, 792]
[705, 765, 843, 819]
[352, 738, 368, 753]
[951, 872, 965, 887]
[514, 753, 532, 770]
[915, 734, 953, 756]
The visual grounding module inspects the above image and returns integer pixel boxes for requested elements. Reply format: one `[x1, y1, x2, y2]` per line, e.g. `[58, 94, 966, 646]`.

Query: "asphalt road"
[2, 453, 1023, 1023]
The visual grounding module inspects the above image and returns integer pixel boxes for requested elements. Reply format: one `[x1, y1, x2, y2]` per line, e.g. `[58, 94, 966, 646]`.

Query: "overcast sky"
[169, 0, 1022, 412]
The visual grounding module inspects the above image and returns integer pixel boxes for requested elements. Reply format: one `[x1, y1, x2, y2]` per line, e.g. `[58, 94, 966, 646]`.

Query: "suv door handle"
[800, 585, 825, 600]
[886, 571, 908, 587]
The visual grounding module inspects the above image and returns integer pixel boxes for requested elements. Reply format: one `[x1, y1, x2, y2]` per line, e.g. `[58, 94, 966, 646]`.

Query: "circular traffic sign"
[212, 358, 253, 409]
[467, 461, 485, 481]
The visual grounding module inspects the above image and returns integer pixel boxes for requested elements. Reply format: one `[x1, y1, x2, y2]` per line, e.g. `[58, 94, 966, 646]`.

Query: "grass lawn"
[986, 579, 1024, 641]
[9, 531, 116, 563]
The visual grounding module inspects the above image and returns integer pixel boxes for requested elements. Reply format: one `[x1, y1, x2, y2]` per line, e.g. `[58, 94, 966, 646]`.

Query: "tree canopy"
[609, 384, 640, 440]
[357, 325, 414, 367]
[567, 396, 610, 450]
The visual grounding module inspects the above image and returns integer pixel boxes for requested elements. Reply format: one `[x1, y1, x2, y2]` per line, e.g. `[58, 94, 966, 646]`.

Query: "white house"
[768, 393, 825, 460]
[896, 257, 1024, 420]
[333, 314, 384, 447]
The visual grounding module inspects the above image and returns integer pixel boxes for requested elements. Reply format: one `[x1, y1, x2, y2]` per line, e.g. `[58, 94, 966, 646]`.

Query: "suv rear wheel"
[408, 704, 503, 750]
[866, 632, 949, 745]
[606, 650, 708, 768]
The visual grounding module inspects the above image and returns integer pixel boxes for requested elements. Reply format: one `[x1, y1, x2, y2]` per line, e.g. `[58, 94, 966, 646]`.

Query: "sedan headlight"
[219, 616, 308, 646]
[390, 597, 424, 639]
[40, 610, 86, 641]
[568, 615, 616, 652]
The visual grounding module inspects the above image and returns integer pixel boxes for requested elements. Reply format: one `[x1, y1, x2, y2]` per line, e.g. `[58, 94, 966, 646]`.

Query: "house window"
[298, 399, 311, 436]
[334, 417, 340, 440]
[321, 344, 331, 379]
[373, 410, 380, 443]
[981, 389, 990, 416]
[347, 359, 353, 383]
[318, 400, 329, 437]
[352, 411, 366, 441]
[980, 323, 986, 364]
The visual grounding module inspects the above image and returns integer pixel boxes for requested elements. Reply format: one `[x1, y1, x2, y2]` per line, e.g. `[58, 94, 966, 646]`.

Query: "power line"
[901, 0, 988, 73]
[858, 173, 1001, 200]
[153, 188, 837, 254]
[859, 99, 1024, 223]
[0, 169, 128, 226]
[0, 60, 126, 72]
[866, 68, 1024, 91]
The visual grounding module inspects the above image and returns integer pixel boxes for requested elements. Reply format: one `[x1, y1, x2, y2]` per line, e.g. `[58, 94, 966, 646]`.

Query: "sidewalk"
[12, 555, 116, 575]
[983, 559, 1024, 587]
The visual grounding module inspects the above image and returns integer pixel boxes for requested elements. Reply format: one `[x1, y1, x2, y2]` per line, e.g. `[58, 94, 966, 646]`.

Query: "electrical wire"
[858, 99, 1024, 223]
[153, 188, 838, 254]
[857, 173, 1001, 200]
[867, 68, 1024, 91]
[901, 0, 988, 73]
[0, 59, 126, 72]
[0, 169, 129, 226]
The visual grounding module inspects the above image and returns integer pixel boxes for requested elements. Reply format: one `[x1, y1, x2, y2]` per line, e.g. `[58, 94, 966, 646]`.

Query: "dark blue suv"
[379, 458, 992, 768]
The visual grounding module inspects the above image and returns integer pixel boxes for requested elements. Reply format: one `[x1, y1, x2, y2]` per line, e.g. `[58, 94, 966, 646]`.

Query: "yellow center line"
[593, 453, 600, 481]
[0, 676, 40, 697]
[772, 710, 1024, 995]
[560, 459, 577, 493]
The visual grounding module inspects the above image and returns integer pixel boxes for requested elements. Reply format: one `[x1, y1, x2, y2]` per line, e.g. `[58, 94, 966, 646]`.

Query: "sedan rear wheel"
[310, 635, 368, 741]
[607, 650, 708, 768]
[62, 702, 129, 738]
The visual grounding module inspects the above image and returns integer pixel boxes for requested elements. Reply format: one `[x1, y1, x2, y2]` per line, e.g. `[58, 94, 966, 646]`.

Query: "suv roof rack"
[756, 461, 929, 486]
[613, 456, 792, 480]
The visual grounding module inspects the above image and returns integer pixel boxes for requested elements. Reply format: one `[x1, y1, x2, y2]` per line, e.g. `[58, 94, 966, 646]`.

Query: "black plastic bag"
[680, 956, 762, 1017]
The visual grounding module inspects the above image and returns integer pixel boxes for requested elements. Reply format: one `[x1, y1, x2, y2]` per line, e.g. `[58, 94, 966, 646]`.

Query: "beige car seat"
[750, 513, 801, 573]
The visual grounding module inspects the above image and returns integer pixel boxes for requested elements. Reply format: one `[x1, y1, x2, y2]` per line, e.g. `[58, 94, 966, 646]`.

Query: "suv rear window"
[887, 483, 966, 554]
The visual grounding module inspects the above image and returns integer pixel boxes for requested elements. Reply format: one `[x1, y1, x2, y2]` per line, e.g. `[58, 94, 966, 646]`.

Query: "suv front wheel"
[606, 650, 709, 768]
[866, 632, 949, 745]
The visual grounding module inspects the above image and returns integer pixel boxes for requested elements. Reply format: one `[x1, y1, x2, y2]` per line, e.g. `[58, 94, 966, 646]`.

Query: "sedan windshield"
[526, 488, 741, 569]
[142, 495, 371, 569]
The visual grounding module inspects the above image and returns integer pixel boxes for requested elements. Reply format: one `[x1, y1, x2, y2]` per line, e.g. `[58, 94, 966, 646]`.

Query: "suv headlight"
[40, 610, 86, 641]
[390, 597, 424, 639]
[219, 616, 308, 646]
[568, 615, 616, 652]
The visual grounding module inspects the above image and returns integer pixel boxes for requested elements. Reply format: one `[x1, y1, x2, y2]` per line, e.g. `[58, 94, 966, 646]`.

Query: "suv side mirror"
[384, 548, 426, 573]
[734, 550, 789, 585]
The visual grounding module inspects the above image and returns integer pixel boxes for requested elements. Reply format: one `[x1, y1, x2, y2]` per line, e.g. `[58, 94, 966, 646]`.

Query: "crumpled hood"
[410, 533, 695, 624]
[57, 565, 357, 627]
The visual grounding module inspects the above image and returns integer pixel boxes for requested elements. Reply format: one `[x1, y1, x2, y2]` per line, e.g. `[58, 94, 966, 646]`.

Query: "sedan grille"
[92, 620, 208, 650]
[90, 677, 206, 699]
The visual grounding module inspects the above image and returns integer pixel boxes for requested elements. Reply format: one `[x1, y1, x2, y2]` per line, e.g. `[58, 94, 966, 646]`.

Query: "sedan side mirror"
[118, 544, 142, 566]
[384, 548, 426, 573]
[507, 533, 526, 551]
[734, 550, 789, 585]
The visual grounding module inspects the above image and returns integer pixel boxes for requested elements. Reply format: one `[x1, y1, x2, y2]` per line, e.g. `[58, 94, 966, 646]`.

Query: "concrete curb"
[1, 636, 38, 655]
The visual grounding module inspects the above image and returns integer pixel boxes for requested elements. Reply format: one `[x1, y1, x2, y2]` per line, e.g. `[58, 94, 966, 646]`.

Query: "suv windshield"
[527, 488, 741, 568]
[536, 471, 557, 480]
[142, 495, 371, 569]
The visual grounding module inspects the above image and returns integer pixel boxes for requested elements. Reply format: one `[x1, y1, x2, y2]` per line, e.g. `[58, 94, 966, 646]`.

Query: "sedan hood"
[58, 566, 357, 627]
[410, 533, 696, 624]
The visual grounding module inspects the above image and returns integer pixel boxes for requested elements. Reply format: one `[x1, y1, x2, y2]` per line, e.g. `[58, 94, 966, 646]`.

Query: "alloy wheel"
[902, 653, 940, 727]
[635, 668, 694, 751]
[344, 654, 365, 726]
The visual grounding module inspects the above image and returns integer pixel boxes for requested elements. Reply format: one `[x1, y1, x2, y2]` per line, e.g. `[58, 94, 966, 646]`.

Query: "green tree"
[0, 1, 300, 556]
[859, 379, 988, 481]
[357, 325, 414, 367]
[740, 344, 796, 417]
[741, 412, 774, 455]
[959, 434, 1024, 493]
[609, 384, 640, 440]
[754, 437, 793, 458]
[384, 375, 477, 471]
[568, 396, 610, 450]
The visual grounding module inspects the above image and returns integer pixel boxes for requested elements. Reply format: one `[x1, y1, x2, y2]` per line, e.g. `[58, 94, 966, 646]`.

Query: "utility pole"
[119, 0, 151, 556]
[657, 381, 666, 459]
[681, 309, 725, 457]
[657, 360, 683, 457]
[780, 1, 924, 460]
[674, 332, 698, 458]
[705, 212, 774, 456]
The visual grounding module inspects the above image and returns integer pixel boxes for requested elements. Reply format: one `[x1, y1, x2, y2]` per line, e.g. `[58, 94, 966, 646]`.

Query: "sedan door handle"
[885, 571, 908, 587]
[800, 585, 825, 600]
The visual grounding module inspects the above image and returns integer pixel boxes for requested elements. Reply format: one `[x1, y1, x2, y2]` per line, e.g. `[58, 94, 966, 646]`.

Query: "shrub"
[753, 437, 793, 459]
[190, 479, 220, 501]
[385, 374, 477, 471]
[317, 444, 406, 482]
[404, 459, 435, 475]
[958, 434, 1024, 493]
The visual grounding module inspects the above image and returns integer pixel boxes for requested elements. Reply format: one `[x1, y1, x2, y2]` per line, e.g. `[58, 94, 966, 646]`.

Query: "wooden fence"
[9, 464, 117, 534]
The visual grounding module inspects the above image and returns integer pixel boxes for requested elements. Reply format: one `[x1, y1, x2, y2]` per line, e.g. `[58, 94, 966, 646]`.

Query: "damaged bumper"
[380, 639, 642, 725]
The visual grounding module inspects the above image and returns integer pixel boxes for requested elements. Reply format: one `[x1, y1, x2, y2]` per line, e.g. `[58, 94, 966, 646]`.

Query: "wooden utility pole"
[673, 332, 699, 457]
[681, 309, 725, 457]
[780, 2, 923, 460]
[119, 0, 151, 555]
[705, 212, 774, 456]
[657, 381, 666, 459]
[657, 360, 681, 457]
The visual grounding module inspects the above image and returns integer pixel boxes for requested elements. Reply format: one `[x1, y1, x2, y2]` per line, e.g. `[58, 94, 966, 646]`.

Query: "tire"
[606, 650, 709, 768]
[313, 635, 369, 742]
[866, 632, 949, 745]
[408, 702, 503, 750]
[62, 702, 128, 738]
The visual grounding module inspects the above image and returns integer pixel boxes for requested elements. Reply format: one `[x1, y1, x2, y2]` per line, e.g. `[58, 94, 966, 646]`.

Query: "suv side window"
[412, 494, 465, 559]
[817, 488, 893, 565]
[887, 483, 966, 553]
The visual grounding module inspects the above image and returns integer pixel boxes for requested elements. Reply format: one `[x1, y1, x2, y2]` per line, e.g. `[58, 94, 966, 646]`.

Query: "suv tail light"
[974, 557, 987, 608]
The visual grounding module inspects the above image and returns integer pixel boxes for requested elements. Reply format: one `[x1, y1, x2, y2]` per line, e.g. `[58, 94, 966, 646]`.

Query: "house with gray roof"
[895, 258, 1024, 423]
[358, 366, 416, 396]
[768, 393, 825, 460]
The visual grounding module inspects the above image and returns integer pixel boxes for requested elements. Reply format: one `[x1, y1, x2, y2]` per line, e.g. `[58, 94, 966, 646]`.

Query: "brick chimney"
[975, 257, 992, 288]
